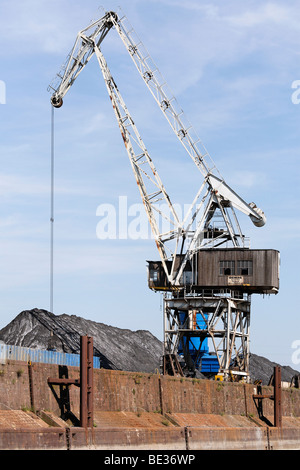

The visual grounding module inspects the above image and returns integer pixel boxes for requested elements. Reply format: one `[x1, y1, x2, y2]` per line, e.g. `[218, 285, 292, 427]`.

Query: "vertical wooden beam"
[87, 336, 94, 428]
[274, 366, 282, 428]
[28, 361, 35, 413]
[80, 336, 88, 428]
[80, 336, 94, 428]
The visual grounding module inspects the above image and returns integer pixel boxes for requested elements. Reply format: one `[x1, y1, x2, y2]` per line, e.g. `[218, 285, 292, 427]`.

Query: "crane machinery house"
[148, 249, 280, 295]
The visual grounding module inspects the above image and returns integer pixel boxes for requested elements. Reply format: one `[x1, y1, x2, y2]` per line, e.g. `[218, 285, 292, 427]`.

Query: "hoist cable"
[50, 105, 54, 313]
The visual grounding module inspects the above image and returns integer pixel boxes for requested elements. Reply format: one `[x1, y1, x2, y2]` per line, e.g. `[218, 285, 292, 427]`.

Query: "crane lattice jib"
[48, 12, 117, 107]
[107, 13, 266, 227]
[48, 11, 266, 286]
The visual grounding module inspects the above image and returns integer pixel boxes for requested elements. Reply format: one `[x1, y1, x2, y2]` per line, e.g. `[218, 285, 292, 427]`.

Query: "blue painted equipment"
[177, 311, 219, 374]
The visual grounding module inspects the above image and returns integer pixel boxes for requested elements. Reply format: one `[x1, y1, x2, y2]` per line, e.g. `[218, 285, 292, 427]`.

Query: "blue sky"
[0, 0, 299, 369]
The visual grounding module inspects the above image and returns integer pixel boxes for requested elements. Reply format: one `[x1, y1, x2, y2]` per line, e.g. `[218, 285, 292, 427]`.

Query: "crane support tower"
[48, 10, 279, 381]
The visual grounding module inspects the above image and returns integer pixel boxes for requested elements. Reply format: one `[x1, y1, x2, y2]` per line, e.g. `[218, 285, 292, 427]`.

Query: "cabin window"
[182, 271, 193, 285]
[149, 269, 159, 282]
[220, 261, 235, 275]
[237, 260, 253, 276]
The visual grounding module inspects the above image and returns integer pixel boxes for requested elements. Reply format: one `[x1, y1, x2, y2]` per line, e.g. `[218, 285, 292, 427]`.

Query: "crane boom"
[109, 13, 266, 228]
[48, 12, 117, 108]
[93, 46, 181, 283]
[48, 10, 266, 286]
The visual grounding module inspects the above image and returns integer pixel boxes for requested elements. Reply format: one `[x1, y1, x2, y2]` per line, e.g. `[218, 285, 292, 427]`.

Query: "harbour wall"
[0, 360, 300, 450]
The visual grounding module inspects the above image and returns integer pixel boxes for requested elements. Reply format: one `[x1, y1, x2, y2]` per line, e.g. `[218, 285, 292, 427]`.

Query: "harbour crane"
[49, 11, 279, 380]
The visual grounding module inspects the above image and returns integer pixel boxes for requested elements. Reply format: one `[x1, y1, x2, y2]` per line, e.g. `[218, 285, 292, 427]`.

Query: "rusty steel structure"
[48, 10, 279, 381]
[253, 366, 282, 428]
[79, 335, 94, 428]
[163, 291, 251, 380]
[48, 335, 94, 428]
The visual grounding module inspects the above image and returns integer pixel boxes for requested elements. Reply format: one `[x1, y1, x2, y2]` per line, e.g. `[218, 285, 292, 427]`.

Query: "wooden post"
[274, 366, 282, 428]
[80, 336, 94, 428]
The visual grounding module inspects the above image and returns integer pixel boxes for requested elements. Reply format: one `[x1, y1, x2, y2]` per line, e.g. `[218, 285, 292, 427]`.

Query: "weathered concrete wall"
[95, 369, 300, 421]
[1, 422, 300, 450]
[0, 360, 300, 421]
[1, 360, 300, 450]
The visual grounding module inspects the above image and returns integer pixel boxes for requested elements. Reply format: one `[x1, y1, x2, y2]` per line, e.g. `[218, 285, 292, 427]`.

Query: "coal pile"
[0, 308, 299, 384]
[249, 353, 299, 385]
[0, 308, 162, 373]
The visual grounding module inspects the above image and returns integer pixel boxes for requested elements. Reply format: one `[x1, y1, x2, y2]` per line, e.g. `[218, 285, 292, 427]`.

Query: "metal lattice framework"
[48, 10, 270, 380]
[48, 10, 266, 287]
[163, 292, 251, 379]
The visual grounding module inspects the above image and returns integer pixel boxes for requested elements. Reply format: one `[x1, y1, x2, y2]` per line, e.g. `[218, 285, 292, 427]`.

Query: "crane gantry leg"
[163, 290, 251, 381]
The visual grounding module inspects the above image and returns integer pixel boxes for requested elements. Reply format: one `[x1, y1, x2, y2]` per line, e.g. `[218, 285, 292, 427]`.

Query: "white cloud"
[227, 170, 266, 189]
[0, 172, 105, 202]
[0, 173, 48, 198]
[81, 112, 117, 135]
[225, 3, 291, 28]
[0, 0, 103, 55]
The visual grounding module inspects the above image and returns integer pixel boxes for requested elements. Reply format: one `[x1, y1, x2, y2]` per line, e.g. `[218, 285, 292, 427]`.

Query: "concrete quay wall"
[1, 361, 299, 417]
[0, 361, 300, 450]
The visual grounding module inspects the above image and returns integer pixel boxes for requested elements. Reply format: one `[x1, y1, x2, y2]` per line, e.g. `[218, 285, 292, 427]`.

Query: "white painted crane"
[49, 10, 277, 379]
[48, 10, 266, 288]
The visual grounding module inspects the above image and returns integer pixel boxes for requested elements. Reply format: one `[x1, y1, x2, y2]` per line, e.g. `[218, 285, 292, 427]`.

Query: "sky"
[0, 0, 299, 370]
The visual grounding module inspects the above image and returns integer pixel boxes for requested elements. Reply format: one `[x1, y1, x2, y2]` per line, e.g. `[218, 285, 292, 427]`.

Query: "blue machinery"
[177, 312, 219, 374]
[163, 291, 252, 380]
